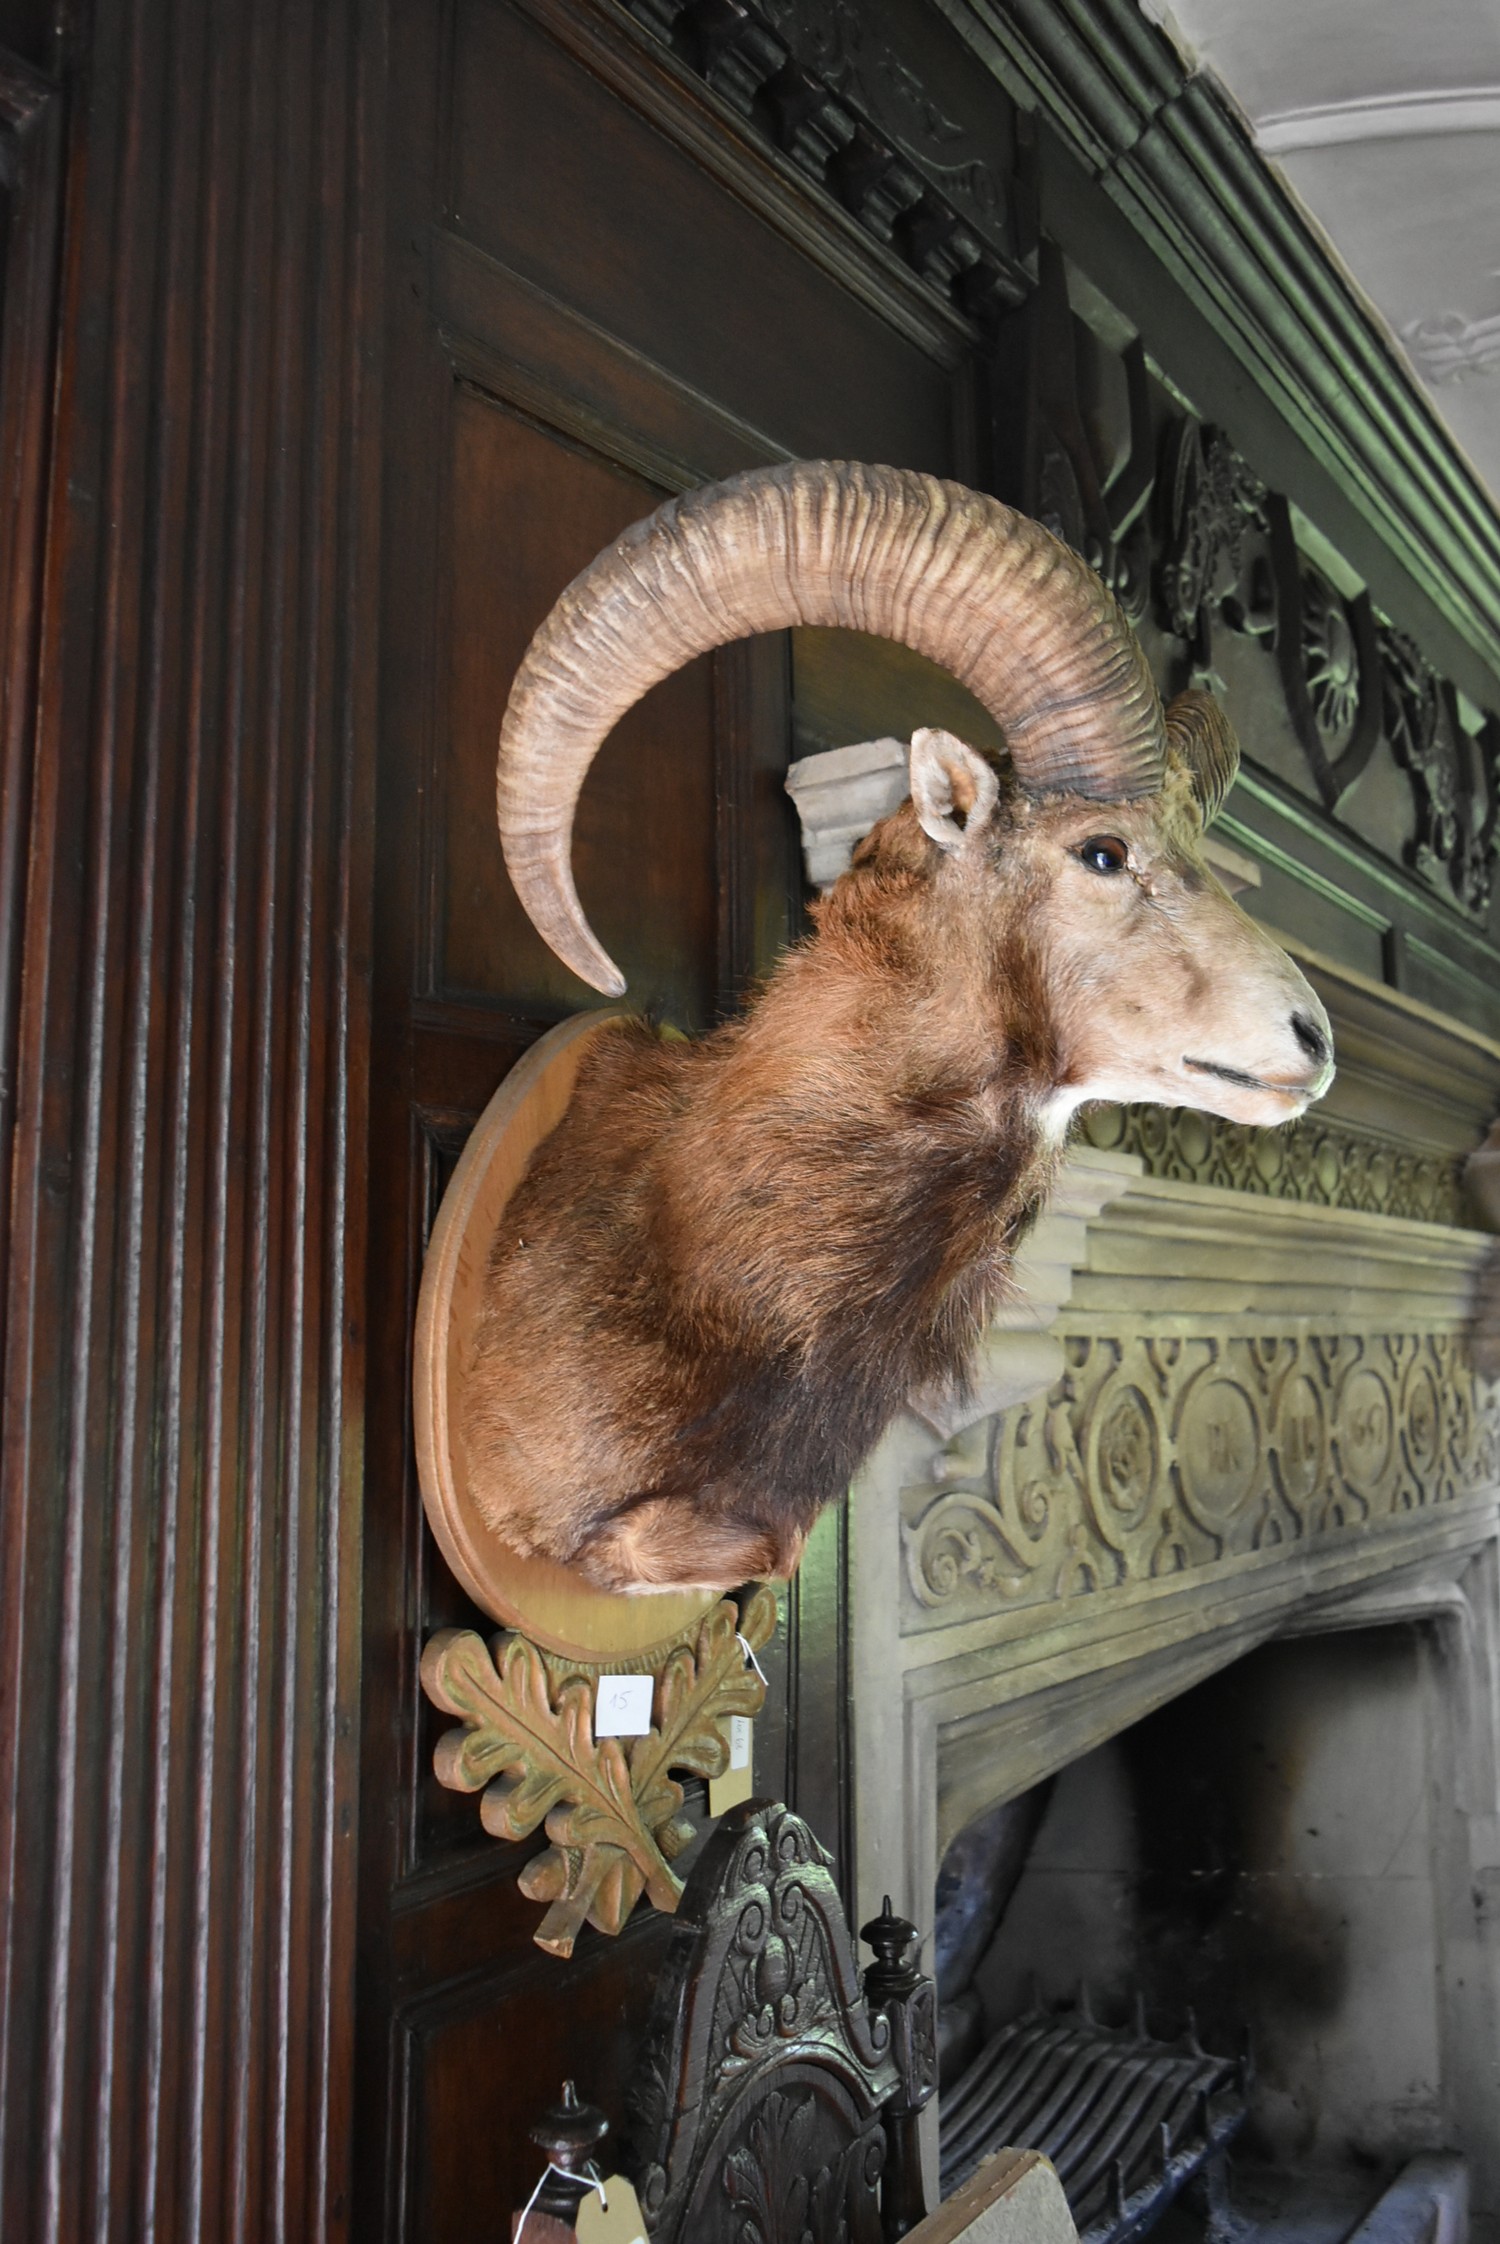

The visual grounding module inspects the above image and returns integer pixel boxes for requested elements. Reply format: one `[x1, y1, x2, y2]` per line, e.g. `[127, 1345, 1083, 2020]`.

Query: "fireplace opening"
[936, 1621, 1491, 2240]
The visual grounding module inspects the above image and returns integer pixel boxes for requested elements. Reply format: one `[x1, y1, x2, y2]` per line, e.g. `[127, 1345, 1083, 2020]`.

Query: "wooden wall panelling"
[0, 0, 376, 2236]
[501, 0, 984, 374]
[449, 0, 969, 469]
[437, 391, 723, 1023]
[360, 0, 996, 2230]
[0, 42, 62, 1490]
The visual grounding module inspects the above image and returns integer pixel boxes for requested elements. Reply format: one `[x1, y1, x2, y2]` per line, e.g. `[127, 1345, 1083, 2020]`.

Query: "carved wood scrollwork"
[422, 1584, 778, 1956]
[1157, 417, 1275, 673]
[1152, 413, 1500, 905]
[624, 0, 1032, 319]
[1001, 247, 1500, 917]
[627, 1801, 920, 2244]
[1266, 496, 1383, 810]
[997, 241, 1155, 625]
[1380, 623, 1500, 918]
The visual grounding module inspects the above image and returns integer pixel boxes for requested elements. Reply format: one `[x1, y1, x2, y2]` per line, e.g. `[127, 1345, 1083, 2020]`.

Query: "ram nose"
[1288, 998, 1335, 1098]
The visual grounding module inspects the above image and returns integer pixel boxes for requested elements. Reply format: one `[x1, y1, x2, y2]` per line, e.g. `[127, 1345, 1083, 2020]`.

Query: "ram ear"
[1164, 688, 1240, 825]
[909, 728, 1001, 854]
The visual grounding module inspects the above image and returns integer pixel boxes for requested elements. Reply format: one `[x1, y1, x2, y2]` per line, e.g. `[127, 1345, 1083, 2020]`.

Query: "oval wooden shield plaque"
[413, 1009, 716, 1662]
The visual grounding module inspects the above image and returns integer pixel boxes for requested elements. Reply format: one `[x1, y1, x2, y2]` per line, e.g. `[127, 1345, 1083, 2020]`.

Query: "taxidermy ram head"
[466, 461, 1333, 1593]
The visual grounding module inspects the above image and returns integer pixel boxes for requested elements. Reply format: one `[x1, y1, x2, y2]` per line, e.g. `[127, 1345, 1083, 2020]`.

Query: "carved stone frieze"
[901, 1332, 1500, 1626]
[1081, 1100, 1468, 1228]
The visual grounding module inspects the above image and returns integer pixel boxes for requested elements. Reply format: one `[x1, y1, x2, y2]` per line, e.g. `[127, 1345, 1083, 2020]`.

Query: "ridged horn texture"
[1164, 688, 1241, 825]
[498, 459, 1168, 994]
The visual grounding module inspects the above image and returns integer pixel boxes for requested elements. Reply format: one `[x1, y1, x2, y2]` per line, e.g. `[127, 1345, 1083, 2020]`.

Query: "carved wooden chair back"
[625, 1800, 935, 2244]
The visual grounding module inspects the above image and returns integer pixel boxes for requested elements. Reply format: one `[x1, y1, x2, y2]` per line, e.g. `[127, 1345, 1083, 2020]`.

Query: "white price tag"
[709, 1716, 754, 1816]
[577, 2175, 647, 2244]
[594, 1674, 653, 1738]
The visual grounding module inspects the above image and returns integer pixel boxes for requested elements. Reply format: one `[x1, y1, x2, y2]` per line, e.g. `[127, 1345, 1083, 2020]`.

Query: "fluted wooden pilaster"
[0, 2, 375, 2234]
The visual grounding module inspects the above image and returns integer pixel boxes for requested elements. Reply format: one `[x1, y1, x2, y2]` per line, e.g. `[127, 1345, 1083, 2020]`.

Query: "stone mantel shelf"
[1067, 1160, 1491, 1332]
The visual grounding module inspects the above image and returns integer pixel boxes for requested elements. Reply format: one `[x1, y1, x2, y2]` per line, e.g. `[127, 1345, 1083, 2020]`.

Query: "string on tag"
[737, 1633, 768, 1688]
[516, 2160, 608, 2239]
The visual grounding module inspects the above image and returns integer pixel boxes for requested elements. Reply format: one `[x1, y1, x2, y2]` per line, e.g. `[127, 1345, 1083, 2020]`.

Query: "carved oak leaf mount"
[421, 1584, 778, 1957]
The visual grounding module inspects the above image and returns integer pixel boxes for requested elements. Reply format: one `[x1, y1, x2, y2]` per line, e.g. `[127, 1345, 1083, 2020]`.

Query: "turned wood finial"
[860, 1896, 922, 2001]
[861, 1901, 938, 2244]
[511, 2080, 610, 2241]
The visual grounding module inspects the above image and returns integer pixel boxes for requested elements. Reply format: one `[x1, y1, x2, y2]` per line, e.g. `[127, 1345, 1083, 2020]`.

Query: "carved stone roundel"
[1339, 1364, 1395, 1501]
[900, 1333, 1499, 1624]
[1402, 1359, 1443, 1482]
[1086, 1382, 1158, 1546]
[1176, 1373, 1261, 1533]
[1272, 1371, 1326, 1519]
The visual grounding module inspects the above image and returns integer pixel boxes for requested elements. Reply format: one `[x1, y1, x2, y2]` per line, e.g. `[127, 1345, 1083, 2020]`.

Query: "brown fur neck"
[650, 807, 1063, 1379]
[468, 804, 1068, 1588]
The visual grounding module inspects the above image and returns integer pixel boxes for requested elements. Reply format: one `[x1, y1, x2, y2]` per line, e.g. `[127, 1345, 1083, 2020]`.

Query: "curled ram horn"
[496, 459, 1168, 995]
[1164, 688, 1241, 825]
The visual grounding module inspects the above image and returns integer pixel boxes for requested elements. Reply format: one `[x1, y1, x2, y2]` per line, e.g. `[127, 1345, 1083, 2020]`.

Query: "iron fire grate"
[940, 1992, 1248, 2243]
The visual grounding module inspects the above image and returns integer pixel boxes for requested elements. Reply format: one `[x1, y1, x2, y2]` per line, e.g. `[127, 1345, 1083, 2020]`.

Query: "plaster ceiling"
[1148, 0, 1500, 508]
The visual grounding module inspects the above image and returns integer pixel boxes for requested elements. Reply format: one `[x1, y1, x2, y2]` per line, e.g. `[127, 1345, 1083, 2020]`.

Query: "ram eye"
[1079, 834, 1129, 874]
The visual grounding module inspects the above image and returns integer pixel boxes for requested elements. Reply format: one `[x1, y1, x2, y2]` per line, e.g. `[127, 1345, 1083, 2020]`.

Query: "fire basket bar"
[940, 1994, 1248, 2243]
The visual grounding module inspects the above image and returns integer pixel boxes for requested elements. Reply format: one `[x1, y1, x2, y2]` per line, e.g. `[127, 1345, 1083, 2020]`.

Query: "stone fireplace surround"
[841, 942, 1500, 2216]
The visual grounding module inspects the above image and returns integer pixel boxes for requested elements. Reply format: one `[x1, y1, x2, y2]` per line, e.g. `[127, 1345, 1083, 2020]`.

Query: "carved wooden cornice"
[622, 0, 1034, 323]
[933, 0, 1500, 699]
[1147, 413, 1500, 919]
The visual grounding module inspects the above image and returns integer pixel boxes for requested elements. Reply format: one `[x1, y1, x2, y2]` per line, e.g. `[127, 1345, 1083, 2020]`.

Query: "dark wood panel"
[451, 0, 960, 469]
[436, 390, 721, 1025]
[432, 229, 789, 488]
[0, 1, 374, 2238]
[395, 1905, 682, 2242]
[791, 625, 1009, 761]
[0, 2, 53, 69]
[0, 44, 62, 1482]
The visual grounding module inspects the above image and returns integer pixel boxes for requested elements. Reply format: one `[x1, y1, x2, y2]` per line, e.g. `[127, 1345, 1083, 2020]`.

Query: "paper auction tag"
[708, 1715, 753, 1816]
[576, 2175, 647, 2244]
[594, 1675, 653, 1737]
